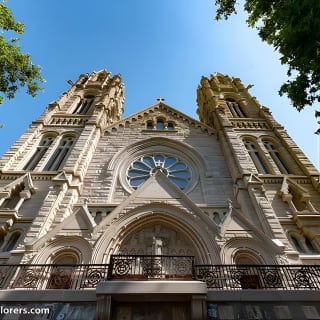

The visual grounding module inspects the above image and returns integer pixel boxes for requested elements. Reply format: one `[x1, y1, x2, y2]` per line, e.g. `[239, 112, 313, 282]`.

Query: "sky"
[0, 0, 319, 169]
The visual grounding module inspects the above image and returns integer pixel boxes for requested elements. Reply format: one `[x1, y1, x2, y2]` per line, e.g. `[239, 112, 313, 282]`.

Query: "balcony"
[0, 255, 319, 290]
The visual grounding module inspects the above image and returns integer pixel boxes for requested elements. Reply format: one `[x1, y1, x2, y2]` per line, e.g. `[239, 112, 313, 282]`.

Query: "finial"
[157, 97, 165, 103]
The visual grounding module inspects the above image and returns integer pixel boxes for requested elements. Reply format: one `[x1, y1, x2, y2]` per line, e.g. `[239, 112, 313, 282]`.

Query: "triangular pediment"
[95, 170, 219, 234]
[104, 101, 215, 135]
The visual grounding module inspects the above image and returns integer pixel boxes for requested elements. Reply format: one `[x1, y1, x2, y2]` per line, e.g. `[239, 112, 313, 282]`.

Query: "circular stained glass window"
[127, 154, 191, 189]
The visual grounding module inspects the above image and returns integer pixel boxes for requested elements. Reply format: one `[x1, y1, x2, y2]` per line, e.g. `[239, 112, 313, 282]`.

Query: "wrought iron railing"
[0, 264, 109, 290]
[194, 264, 320, 290]
[108, 255, 194, 280]
[0, 256, 319, 290]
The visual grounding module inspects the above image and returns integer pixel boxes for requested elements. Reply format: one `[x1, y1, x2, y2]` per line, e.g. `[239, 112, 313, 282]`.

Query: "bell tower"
[0, 70, 124, 178]
[197, 73, 320, 262]
[197, 72, 319, 179]
[0, 70, 125, 252]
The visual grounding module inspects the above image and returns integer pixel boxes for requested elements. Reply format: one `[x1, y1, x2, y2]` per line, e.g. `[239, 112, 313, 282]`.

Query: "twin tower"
[0, 69, 319, 319]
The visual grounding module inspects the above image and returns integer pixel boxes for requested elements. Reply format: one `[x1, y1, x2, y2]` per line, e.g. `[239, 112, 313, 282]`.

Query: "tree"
[0, 2, 44, 107]
[214, 0, 320, 133]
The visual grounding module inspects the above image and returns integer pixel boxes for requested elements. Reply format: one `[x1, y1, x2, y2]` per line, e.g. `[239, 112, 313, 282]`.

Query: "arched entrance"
[93, 203, 221, 265]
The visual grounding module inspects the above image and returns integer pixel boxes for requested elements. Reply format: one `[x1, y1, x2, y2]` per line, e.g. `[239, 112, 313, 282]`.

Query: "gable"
[104, 102, 215, 135]
[95, 171, 219, 235]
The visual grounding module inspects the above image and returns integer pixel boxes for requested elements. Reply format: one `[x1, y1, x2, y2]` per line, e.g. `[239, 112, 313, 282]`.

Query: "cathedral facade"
[0, 70, 319, 320]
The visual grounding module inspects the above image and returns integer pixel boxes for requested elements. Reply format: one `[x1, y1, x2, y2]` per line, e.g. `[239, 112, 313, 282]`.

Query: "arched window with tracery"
[23, 135, 55, 170]
[73, 95, 95, 114]
[45, 136, 75, 171]
[263, 140, 290, 174]
[243, 140, 269, 174]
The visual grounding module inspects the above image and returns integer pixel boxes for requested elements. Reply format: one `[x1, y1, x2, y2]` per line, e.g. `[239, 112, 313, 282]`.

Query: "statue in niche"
[152, 236, 163, 255]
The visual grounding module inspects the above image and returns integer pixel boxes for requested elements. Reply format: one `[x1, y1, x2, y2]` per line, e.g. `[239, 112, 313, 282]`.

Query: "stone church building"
[0, 70, 319, 319]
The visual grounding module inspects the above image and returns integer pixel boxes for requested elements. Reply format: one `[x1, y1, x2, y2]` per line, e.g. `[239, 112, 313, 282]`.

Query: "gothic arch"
[260, 135, 291, 174]
[92, 203, 221, 264]
[241, 135, 271, 174]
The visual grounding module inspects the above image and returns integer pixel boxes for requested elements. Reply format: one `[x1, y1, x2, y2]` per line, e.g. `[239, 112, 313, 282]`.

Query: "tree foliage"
[0, 2, 44, 105]
[214, 0, 320, 133]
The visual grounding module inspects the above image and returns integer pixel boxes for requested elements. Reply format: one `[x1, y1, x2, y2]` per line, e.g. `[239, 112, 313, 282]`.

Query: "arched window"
[156, 119, 165, 130]
[73, 95, 94, 114]
[23, 136, 55, 170]
[243, 140, 269, 174]
[226, 99, 246, 117]
[48, 251, 79, 289]
[263, 140, 290, 174]
[234, 250, 262, 289]
[3, 231, 21, 251]
[45, 136, 75, 171]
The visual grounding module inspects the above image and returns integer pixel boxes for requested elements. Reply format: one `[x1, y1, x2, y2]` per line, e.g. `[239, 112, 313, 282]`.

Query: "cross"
[157, 97, 165, 102]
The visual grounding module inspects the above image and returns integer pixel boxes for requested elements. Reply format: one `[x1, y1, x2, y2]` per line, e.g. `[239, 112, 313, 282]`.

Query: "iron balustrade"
[194, 264, 320, 290]
[108, 254, 195, 280]
[0, 257, 319, 290]
[0, 264, 110, 290]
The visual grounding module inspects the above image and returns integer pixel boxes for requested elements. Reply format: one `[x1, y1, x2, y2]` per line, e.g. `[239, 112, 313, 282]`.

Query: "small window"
[146, 121, 153, 130]
[0, 234, 5, 249]
[3, 232, 21, 252]
[24, 136, 55, 170]
[156, 120, 165, 130]
[305, 238, 317, 254]
[167, 122, 174, 130]
[290, 235, 304, 252]
[244, 140, 269, 174]
[45, 136, 75, 171]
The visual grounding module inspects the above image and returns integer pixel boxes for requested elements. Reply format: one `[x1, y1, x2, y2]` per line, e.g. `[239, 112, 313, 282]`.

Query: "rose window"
[127, 154, 191, 189]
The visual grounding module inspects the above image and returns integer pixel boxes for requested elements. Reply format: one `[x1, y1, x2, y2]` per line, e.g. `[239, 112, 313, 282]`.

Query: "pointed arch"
[23, 133, 57, 170]
[261, 138, 290, 174]
[92, 203, 221, 264]
[44, 134, 76, 171]
[243, 137, 270, 174]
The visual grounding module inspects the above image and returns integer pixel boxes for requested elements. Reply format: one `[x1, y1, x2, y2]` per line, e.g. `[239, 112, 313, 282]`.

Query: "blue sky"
[0, 0, 319, 169]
